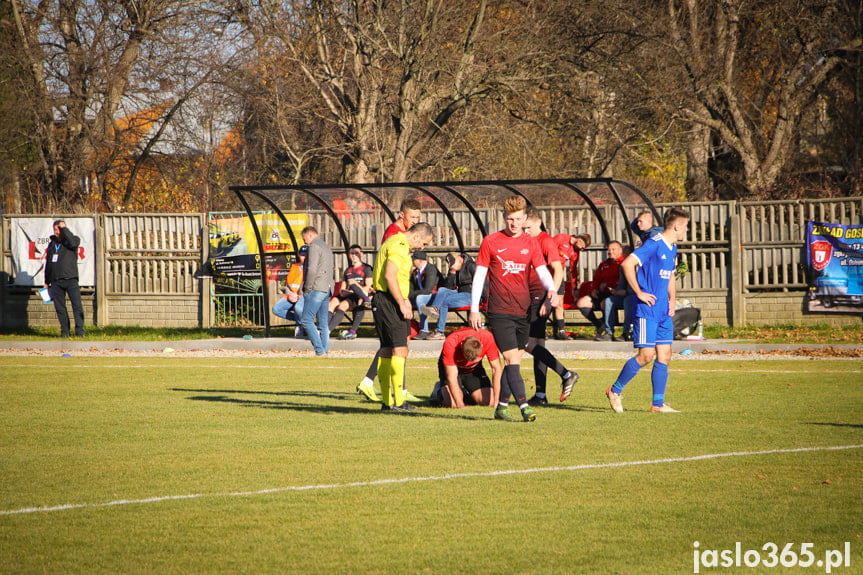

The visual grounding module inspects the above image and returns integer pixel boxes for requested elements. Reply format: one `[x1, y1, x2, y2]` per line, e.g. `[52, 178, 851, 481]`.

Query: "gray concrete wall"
[106, 295, 201, 328]
[2, 289, 96, 331]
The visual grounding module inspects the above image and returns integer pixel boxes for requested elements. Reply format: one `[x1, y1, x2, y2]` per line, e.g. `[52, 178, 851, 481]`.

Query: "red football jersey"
[554, 233, 581, 282]
[528, 231, 562, 299]
[476, 230, 547, 316]
[441, 327, 499, 373]
[382, 222, 406, 244]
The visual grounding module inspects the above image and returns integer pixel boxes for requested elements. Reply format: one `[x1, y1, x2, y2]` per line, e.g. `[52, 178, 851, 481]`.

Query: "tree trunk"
[685, 124, 712, 200]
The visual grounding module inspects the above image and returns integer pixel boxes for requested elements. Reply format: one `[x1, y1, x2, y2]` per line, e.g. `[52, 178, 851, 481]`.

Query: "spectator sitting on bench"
[576, 240, 625, 341]
[418, 252, 479, 340]
[328, 244, 373, 340]
[606, 244, 634, 341]
[409, 250, 440, 338]
[273, 245, 308, 337]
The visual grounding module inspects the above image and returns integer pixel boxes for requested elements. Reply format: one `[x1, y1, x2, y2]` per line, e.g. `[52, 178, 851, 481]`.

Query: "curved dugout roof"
[230, 178, 659, 336]
[230, 178, 659, 256]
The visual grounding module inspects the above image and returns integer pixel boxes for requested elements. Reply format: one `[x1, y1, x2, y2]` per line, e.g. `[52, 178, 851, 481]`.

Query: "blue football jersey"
[631, 235, 677, 322]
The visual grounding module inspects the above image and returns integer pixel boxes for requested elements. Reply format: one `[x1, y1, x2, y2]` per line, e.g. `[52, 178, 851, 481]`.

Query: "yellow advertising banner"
[245, 213, 309, 255]
[209, 213, 309, 258]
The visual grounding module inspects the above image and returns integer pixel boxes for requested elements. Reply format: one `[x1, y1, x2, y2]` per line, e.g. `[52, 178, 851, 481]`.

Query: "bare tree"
[6, 0, 241, 212]
[238, 0, 553, 184]
[656, 0, 861, 197]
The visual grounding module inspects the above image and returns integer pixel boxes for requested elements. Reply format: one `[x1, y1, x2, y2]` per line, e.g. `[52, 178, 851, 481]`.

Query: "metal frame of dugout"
[229, 178, 659, 337]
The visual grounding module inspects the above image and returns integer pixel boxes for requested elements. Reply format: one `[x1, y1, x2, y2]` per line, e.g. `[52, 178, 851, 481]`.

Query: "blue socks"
[612, 357, 670, 408]
[611, 357, 642, 394]
[651, 361, 669, 407]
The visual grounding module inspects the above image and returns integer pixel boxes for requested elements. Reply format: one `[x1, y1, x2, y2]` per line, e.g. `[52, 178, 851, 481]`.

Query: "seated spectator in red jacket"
[576, 241, 624, 340]
[431, 327, 502, 408]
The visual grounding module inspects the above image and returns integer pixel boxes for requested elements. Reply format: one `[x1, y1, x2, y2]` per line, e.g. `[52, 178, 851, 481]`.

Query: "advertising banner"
[208, 213, 308, 258]
[246, 213, 308, 255]
[806, 221, 863, 312]
[207, 212, 306, 283]
[10, 217, 96, 287]
[209, 253, 291, 282]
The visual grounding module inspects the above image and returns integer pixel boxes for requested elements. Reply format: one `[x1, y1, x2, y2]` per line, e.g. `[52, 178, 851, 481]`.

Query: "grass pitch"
[1, 355, 861, 574]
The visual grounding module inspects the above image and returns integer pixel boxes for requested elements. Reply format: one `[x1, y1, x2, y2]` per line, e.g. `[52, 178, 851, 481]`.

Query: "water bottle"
[696, 320, 703, 339]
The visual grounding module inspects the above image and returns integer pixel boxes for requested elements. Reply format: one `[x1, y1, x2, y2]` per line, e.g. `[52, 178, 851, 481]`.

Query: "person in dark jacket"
[417, 252, 480, 340]
[409, 250, 441, 336]
[43, 219, 85, 337]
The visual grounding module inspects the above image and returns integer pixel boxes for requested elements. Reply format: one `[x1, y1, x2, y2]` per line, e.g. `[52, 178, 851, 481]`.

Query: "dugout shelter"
[229, 178, 659, 336]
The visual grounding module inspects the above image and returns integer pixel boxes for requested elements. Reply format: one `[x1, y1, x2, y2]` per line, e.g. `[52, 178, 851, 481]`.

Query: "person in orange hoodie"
[272, 245, 307, 337]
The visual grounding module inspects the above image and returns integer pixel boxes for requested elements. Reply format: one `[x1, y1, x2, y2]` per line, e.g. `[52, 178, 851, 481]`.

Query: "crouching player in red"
[432, 327, 502, 408]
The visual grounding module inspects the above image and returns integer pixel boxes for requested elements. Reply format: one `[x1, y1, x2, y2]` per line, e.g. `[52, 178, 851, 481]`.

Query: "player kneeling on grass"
[605, 207, 690, 414]
[432, 327, 502, 408]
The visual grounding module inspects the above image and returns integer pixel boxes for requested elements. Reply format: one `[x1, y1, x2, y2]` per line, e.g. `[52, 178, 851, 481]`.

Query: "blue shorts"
[632, 315, 673, 348]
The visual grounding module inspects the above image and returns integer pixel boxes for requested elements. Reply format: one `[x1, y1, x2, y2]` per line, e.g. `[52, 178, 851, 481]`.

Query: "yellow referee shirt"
[372, 233, 412, 298]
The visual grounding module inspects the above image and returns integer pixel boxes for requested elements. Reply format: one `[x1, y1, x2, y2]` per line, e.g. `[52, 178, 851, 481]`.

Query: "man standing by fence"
[44, 219, 85, 337]
[300, 226, 335, 357]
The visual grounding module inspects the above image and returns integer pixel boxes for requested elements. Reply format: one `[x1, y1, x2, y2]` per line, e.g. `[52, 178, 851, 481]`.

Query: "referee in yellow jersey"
[371, 223, 433, 411]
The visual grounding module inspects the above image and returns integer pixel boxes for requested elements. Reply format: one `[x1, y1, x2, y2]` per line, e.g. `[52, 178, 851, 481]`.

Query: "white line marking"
[1, 364, 858, 374]
[3, 444, 861, 516]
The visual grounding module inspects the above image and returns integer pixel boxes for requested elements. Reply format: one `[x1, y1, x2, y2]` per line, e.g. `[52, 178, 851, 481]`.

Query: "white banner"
[11, 217, 96, 287]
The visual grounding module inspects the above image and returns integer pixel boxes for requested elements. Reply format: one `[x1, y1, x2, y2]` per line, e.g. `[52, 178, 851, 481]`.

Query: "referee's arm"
[385, 260, 413, 319]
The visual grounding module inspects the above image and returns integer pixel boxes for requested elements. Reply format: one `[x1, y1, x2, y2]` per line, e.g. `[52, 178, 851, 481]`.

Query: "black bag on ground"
[673, 307, 701, 339]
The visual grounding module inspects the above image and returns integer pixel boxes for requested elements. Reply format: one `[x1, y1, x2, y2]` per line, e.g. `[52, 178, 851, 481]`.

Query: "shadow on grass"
[171, 388, 489, 420]
[541, 403, 608, 413]
[804, 422, 863, 429]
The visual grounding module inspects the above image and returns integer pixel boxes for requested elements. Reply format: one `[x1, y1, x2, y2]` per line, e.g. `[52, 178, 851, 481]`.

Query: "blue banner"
[806, 221, 863, 312]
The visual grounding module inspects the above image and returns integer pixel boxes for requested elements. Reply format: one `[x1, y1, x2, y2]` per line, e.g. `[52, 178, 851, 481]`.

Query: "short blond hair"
[504, 195, 527, 214]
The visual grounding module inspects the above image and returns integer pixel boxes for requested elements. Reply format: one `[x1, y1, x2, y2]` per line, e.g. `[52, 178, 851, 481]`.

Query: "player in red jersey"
[523, 207, 580, 404]
[432, 327, 502, 408]
[469, 196, 558, 422]
[551, 232, 591, 339]
[382, 198, 422, 242]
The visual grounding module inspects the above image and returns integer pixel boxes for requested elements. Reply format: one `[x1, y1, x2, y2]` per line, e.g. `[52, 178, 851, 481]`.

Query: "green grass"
[1, 356, 861, 573]
[706, 322, 863, 345]
[3, 321, 863, 344]
[0, 325, 254, 341]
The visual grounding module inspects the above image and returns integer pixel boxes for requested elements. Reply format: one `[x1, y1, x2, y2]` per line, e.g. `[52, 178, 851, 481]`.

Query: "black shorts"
[336, 291, 361, 308]
[528, 299, 550, 339]
[436, 358, 490, 405]
[486, 312, 529, 353]
[372, 291, 410, 348]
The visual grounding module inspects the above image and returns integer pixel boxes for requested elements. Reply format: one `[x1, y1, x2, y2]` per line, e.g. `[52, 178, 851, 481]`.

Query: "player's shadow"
[171, 387, 349, 401]
[170, 388, 488, 420]
[547, 403, 607, 413]
[804, 422, 863, 429]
